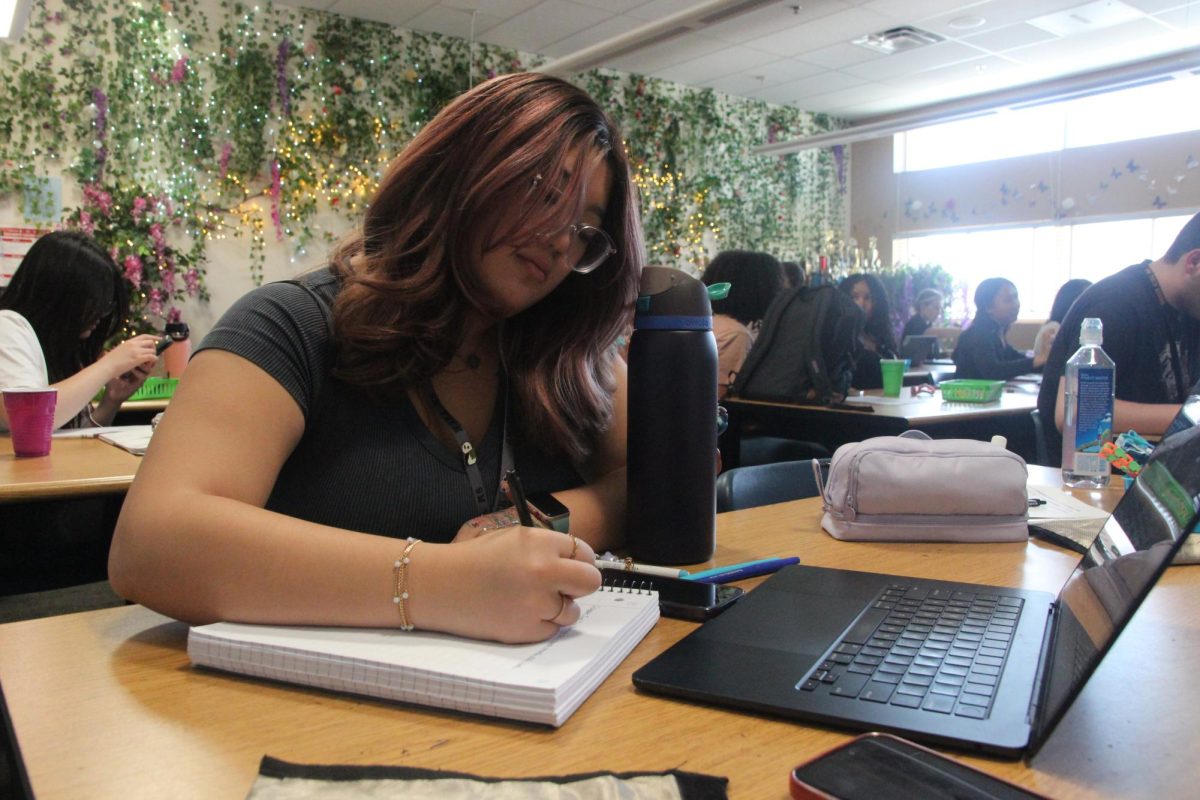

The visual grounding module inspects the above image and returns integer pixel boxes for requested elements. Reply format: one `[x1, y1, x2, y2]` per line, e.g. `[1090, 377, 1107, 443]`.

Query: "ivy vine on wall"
[0, 0, 846, 331]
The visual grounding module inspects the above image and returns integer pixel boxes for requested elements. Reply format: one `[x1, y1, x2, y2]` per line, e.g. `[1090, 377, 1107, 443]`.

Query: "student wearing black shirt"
[954, 277, 1047, 381]
[1037, 212, 1200, 466]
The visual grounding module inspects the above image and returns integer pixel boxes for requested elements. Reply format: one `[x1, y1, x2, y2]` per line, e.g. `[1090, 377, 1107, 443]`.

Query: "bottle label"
[1072, 366, 1113, 473]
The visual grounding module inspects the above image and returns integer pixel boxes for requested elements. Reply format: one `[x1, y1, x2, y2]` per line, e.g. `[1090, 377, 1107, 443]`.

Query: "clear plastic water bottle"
[1061, 317, 1114, 488]
[626, 267, 718, 564]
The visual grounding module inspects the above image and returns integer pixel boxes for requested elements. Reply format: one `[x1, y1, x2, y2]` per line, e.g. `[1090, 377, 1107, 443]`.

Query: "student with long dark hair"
[702, 250, 784, 398]
[0, 230, 158, 431]
[111, 73, 644, 644]
[838, 273, 898, 389]
[954, 277, 1047, 380]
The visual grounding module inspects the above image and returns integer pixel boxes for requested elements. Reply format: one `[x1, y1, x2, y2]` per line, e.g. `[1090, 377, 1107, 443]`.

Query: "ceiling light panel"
[1028, 0, 1143, 37]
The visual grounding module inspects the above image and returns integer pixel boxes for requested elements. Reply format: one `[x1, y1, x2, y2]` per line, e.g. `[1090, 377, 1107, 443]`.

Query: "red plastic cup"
[3, 388, 58, 457]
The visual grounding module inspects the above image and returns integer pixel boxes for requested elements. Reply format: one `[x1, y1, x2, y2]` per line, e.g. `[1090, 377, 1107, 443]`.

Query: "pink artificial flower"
[123, 254, 143, 289]
[78, 211, 94, 235]
[184, 267, 201, 296]
[170, 57, 188, 83]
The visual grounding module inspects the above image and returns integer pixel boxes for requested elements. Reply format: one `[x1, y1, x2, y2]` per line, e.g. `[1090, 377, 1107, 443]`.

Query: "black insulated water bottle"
[626, 266, 718, 565]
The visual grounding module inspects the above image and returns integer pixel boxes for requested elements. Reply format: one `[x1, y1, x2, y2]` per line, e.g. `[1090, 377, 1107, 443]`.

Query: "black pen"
[505, 468, 535, 527]
[1028, 498, 1047, 507]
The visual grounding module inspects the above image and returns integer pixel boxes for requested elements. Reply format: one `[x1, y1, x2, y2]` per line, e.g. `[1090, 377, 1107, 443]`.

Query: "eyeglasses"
[530, 173, 616, 274]
[562, 223, 616, 274]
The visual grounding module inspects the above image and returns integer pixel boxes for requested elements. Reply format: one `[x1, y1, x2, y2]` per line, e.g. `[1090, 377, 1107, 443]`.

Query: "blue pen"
[685, 557, 800, 584]
[684, 557, 782, 580]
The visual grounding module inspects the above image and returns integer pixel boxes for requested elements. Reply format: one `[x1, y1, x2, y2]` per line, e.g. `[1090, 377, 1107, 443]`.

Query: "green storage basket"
[940, 379, 1004, 403]
[127, 377, 178, 402]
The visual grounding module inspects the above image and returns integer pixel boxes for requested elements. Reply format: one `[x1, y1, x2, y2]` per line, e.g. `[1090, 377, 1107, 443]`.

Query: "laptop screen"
[1031, 424, 1200, 751]
[1162, 377, 1200, 439]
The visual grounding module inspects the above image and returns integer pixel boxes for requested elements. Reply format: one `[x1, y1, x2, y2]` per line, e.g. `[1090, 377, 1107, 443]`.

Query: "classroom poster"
[0, 227, 48, 288]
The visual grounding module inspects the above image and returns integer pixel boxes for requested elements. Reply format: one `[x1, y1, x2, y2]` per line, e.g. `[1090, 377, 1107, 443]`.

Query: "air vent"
[852, 26, 944, 55]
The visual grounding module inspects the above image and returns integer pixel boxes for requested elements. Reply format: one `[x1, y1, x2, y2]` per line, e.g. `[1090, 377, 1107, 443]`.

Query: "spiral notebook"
[188, 585, 660, 727]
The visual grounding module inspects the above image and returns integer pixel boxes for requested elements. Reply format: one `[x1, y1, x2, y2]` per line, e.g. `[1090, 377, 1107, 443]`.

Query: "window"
[893, 213, 1195, 323]
[895, 73, 1200, 174]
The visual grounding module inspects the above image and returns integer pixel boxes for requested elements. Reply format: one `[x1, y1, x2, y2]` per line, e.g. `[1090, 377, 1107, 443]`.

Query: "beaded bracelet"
[393, 537, 421, 631]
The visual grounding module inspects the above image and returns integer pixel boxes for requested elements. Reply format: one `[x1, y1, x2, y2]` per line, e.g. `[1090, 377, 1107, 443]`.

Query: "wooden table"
[723, 385, 1039, 467]
[4, 470, 1196, 799]
[0, 435, 141, 503]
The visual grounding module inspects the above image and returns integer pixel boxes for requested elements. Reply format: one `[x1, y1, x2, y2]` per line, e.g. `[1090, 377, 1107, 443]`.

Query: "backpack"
[730, 285, 864, 405]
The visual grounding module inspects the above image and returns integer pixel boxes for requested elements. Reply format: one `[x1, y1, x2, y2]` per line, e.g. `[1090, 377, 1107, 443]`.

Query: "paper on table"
[97, 425, 154, 455]
[842, 395, 920, 406]
[52, 426, 132, 438]
[1027, 484, 1111, 521]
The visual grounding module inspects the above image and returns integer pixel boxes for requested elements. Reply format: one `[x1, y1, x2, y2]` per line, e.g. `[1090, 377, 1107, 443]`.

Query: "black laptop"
[634, 425, 1200, 758]
[900, 335, 940, 366]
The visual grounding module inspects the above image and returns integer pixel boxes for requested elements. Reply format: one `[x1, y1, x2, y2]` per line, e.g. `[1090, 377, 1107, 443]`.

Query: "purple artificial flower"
[218, 142, 232, 181]
[276, 39, 291, 116]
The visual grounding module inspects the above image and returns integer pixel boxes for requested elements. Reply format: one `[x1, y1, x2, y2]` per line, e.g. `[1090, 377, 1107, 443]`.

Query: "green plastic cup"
[880, 359, 906, 398]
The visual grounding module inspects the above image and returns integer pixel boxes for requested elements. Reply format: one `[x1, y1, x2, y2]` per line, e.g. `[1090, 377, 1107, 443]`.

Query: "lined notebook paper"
[188, 586, 660, 727]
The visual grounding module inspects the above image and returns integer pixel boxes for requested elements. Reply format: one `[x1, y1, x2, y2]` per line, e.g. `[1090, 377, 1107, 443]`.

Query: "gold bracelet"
[392, 537, 421, 631]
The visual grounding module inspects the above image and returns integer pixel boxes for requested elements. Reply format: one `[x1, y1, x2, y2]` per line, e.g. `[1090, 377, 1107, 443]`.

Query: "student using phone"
[0, 230, 159, 431]
[110, 74, 644, 644]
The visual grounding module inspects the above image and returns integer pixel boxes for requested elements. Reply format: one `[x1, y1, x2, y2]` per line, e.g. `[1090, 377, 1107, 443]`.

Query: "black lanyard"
[1144, 262, 1189, 401]
[426, 375, 514, 516]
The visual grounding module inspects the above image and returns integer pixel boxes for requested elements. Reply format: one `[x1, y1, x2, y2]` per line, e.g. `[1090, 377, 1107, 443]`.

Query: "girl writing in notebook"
[0, 230, 159, 431]
[109, 74, 643, 643]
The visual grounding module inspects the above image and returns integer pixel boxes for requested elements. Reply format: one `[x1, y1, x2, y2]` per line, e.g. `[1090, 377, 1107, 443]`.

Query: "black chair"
[715, 459, 822, 512]
[737, 436, 829, 467]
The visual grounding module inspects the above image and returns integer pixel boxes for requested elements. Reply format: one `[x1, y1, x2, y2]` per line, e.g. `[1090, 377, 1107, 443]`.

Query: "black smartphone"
[155, 336, 175, 355]
[790, 733, 1047, 800]
[598, 567, 742, 621]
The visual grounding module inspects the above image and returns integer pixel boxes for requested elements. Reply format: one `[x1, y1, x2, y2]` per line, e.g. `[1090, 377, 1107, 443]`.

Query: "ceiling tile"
[1124, 0, 1200, 12]
[653, 44, 781, 84]
[749, 69, 867, 102]
[570, 0, 651, 14]
[796, 41, 888, 69]
[960, 22, 1059, 52]
[605, 33, 729, 74]
[1004, 16, 1187, 64]
[1157, 5, 1200, 29]
[483, 0, 613, 52]
[745, 6, 895, 56]
[405, 5, 505, 40]
[746, 56, 827, 82]
[918, 0, 1089, 38]
[327, 0, 438, 26]
[623, 0, 710, 23]
[841, 40, 987, 81]
[541, 15, 642, 57]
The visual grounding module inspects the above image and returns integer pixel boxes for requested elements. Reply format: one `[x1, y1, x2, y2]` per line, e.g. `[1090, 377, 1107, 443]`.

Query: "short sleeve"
[0, 310, 49, 390]
[196, 276, 335, 418]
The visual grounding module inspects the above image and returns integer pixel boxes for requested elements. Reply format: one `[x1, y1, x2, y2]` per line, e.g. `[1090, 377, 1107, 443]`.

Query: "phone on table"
[598, 567, 742, 621]
[789, 733, 1047, 800]
[155, 335, 175, 355]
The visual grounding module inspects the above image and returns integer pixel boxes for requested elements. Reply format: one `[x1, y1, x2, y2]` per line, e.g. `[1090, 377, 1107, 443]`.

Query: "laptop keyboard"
[797, 585, 1023, 720]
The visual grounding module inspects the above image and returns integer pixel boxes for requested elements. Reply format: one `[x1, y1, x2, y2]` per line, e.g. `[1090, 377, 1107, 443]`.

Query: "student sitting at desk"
[109, 74, 642, 644]
[839, 273, 898, 389]
[954, 277, 1047, 381]
[1037, 212, 1200, 466]
[0, 231, 159, 431]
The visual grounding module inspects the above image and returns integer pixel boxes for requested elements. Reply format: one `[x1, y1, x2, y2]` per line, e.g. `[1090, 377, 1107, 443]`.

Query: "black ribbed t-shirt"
[198, 268, 583, 542]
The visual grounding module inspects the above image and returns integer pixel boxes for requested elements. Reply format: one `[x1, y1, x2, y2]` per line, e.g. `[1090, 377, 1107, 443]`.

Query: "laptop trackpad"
[692, 567, 887, 662]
